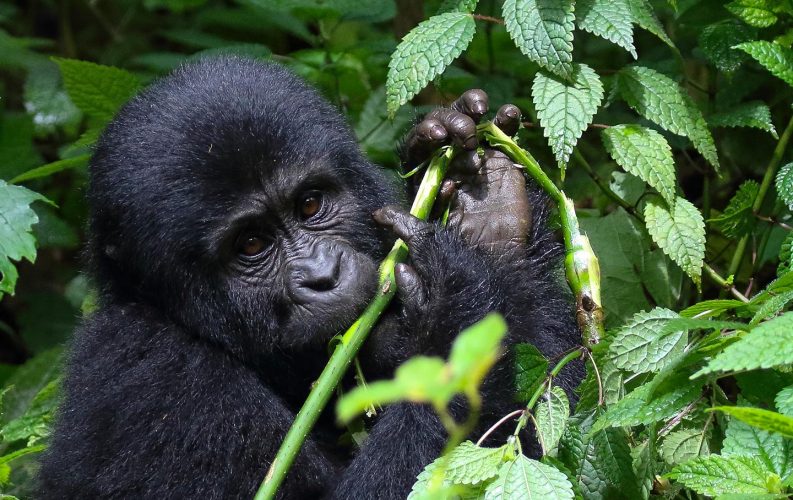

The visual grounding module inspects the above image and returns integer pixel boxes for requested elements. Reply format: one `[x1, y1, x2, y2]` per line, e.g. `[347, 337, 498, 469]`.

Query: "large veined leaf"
[503, 0, 575, 78]
[53, 58, 141, 123]
[699, 20, 757, 73]
[695, 312, 793, 376]
[779, 232, 793, 275]
[659, 429, 710, 466]
[776, 162, 793, 210]
[709, 101, 777, 138]
[444, 442, 510, 485]
[576, 0, 636, 58]
[385, 12, 476, 116]
[0, 181, 50, 296]
[514, 343, 549, 403]
[726, 0, 779, 28]
[532, 63, 603, 168]
[534, 386, 570, 456]
[608, 308, 685, 374]
[617, 66, 719, 169]
[484, 455, 575, 499]
[735, 41, 793, 88]
[644, 197, 706, 287]
[667, 455, 781, 496]
[626, 0, 674, 48]
[713, 406, 793, 439]
[708, 180, 759, 239]
[723, 406, 793, 478]
[776, 386, 793, 417]
[602, 124, 676, 207]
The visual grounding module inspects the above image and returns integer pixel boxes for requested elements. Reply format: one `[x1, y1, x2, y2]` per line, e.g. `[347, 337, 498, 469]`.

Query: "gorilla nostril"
[296, 248, 341, 292]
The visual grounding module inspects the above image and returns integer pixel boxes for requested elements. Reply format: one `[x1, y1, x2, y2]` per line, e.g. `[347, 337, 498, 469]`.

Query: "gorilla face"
[87, 57, 402, 355]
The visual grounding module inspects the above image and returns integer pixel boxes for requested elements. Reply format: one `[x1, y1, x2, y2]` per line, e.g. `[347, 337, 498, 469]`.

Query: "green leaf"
[0, 348, 61, 426]
[484, 455, 575, 499]
[602, 124, 676, 207]
[695, 312, 793, 376]
[609, 308, 685, 374]
[445, 442, 509, 485]
[644, 197, 706, 287]
[532, 64, 603, 168]
[535, 386, 570, 456]
[23, 63, 81, 135]
[53, 58, 141, 123]
[776, 162, 793, 210]
[708, 180, 759, 239]
[699, 20, 757, 73]
[503, 0, 575, 78]
[660, 428, 710, 465]
[386, 12, 476, 117]
[617, 66, 719, 169]
[667, 455, 781, 495]
[9, 154, 90, 184]
[709, 101, 778, 138]
[776, 386, 793, 417]
[1, 378, 60, 445]
[779, 232, 793, 276]
[713, 406, 793, 440]
[0, 181, 50, 296]
[723, 405, 793, 478]
[626, 0, 674, 48]
[437, 0, 479, 14]
[448, 313, 508, 393]
[576, 0, 636, 58]
[680, 299, 746, 319]
[514, 343, 549, 403]
[750, 289, 793, 325]
[735, 42, 793, 88]
[726, 0, 779, 27]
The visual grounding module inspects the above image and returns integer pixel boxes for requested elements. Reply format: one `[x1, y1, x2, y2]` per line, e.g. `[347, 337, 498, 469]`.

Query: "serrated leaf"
[695, 312, 793, 376]
[385, 12, 476, 116]
[503, 0, 575, 78]
[644, 197, 706, 287]
[780, 232, 793, 275]
[484, 455, 575, 500]
[750, 289, 793, 325]
[660, 429, 710, 465]
[680, 299, 746, 319]
[590, 377, 702, 433]
[617, 66, 719, 169]
[576, 0, 636, 58]
[726, 0, 779, 27]
[699, 20, 757, 73]
[53, 58, 141, 123]
[776, 162, 793, 210]
[515, 343, 549, 403]
[709, 101, 777, 138]
[437, 0, 479, 14]
[776, 386, 793, 417]
[535, 386, 570, 456]
[667, 455, 780, 495]
[0, 181, 50, 296]
[735, 41, 793, 88]
[532, 64, 603, 168]
[708, 180, 759, 238]
[609, 308, 685, 374]
[723, 405, 793, 478]
[626, 0, 674, 48]
[1, 378, 59, 445]
[443, 442, 510, 485]
[714, 406, 793, 440]
[10, 154, 90, 184]
[602, 124, 676, 207]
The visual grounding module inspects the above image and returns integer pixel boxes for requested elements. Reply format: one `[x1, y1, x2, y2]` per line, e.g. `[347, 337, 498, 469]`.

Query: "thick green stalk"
[724, 113, 793, 289]
[480, 122, 604, 346]
[254, 149, 453, 500]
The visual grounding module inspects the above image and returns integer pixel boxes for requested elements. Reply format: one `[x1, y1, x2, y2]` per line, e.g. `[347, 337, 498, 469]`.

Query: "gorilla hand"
[404, 90, 529, 256]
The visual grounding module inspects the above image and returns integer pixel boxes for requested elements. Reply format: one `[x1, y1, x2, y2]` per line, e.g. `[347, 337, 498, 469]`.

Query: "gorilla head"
[88, 57, 402, 356]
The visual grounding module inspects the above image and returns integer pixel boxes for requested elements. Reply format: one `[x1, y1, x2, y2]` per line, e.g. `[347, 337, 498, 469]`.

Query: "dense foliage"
[1, 0, 793, 498]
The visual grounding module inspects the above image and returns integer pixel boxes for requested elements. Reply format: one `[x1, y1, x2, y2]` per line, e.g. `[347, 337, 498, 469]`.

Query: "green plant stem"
[480, 122, 604, 346]
[512, 348, 583, 437]
[254, 149, 453, 500]
[724, 114, 793, 291]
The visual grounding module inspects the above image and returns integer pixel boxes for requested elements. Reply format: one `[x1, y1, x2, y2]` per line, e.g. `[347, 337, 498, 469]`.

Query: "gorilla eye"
[299, 192, 323, 219]
[238, 235, 267, 257]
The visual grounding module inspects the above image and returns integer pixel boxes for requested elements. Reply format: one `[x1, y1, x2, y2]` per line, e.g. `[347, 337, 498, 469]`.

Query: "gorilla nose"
[293, 247, 341, 292]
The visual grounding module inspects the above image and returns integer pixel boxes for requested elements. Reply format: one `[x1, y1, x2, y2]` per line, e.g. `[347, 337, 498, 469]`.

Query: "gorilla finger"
[404, 118, 449, 166]
[448, 149, 482, 176]
[373, 206, 434, 245]
[395, 263, 428, 309]
[425, 108, 478, 150]
[430, 179, 457, 220]
[451, 89, 488, 123]
[494, 104, 521, 136]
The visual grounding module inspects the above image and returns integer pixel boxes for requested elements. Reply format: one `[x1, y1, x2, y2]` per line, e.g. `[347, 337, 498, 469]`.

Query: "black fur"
[38, 57, 582, 499]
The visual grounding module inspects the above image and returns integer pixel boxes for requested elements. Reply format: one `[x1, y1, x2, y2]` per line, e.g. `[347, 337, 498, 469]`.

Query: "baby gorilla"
[38, 57, 581, 499]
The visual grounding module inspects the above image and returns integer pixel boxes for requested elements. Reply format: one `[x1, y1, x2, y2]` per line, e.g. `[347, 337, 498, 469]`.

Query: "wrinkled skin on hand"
[403, 89, 530, 257]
